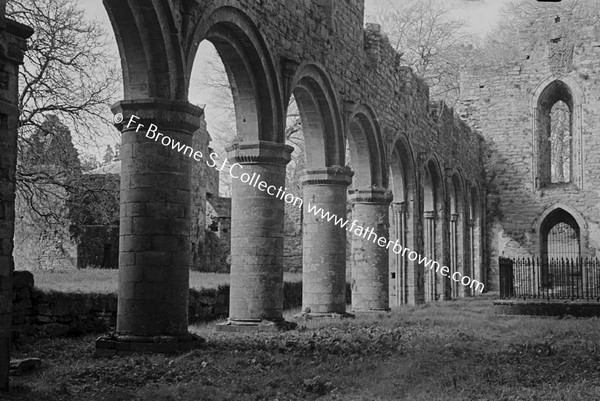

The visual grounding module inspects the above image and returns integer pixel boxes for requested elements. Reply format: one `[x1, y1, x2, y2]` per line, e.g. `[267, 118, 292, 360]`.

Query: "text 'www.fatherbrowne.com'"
[117, 113, 484, 293]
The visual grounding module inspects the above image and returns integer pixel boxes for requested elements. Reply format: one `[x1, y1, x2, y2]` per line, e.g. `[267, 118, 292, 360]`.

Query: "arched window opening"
[550, 101, 571, 183]
[535, 79, 576, 188]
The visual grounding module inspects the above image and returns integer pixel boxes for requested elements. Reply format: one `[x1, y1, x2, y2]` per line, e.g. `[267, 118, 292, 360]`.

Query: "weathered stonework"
[0, 14, 32, 390]
[301, 167, 353, 315]
[97, 98, 205, 351]
[96, 0, 487, 341]
[459, 10, 600, 291]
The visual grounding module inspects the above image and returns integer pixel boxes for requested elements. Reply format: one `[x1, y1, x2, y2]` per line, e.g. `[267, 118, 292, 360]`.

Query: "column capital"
[424, 211, 436, 219]
[301, 166, 353, 186]
[226, 140, 293, 166]
[450, 213, 459, 222]
[468, 218, 476, 227]
[392, 201, 406, 213]
[348, 187, 393, 205]
[1, 19, 33, 64]
[112, 98, 204, 133]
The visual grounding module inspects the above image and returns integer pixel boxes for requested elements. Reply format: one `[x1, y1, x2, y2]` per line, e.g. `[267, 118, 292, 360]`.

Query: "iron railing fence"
[499, 257, 600, 301]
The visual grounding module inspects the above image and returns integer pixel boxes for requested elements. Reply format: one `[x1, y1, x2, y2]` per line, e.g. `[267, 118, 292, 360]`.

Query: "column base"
[351, 308, 391, 314]
[94, 333, 205, 356]
[292, 311, 355, 320]
[215, 319, 297, 333]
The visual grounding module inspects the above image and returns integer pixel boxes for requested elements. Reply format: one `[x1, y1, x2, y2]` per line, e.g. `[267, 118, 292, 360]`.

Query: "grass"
[6, 294, 600, 400]
[28, 269, 303, 293]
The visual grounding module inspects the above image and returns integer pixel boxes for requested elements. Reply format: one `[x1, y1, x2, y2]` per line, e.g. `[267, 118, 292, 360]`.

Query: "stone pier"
[300, 167, 353, 316]
[218, 141, 294, 331]
[95, 99, 204, 354]
[0, 17, 33, 390]
[349, 188, 393, 312]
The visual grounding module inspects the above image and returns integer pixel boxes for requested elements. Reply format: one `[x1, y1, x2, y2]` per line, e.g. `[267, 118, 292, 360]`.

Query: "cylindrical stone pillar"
[226, 141, 293, 324]
[0, 19, 33, 387]
[301, 167, 353, 315]
[99, 99, 203, 352]
[390, 202, 407, 305]
[349, 188, 393, 312]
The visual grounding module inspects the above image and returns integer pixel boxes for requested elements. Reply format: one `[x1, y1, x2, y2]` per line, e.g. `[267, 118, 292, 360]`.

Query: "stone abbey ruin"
[1, 0, 600, 373]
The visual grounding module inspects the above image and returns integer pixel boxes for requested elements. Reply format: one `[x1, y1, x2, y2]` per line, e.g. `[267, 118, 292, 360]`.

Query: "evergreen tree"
[103, 145, 115, 165]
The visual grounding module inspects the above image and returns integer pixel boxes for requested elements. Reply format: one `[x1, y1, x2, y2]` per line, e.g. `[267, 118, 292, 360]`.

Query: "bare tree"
[368, 0, 474, 105]
[8, 0, 120, 137]
[7, 0, 121, 269]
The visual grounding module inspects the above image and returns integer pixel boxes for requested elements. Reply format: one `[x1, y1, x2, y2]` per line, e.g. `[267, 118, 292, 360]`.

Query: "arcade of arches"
[2, 0, 600, 361]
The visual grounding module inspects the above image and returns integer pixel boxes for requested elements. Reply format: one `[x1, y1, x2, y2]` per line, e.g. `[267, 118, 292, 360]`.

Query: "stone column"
[389, 202, 407, 306]
[349, 188, 393, 312]
[95, 99, 204, 354]
[450, 213, 459, 299]
[468, 218, 476, 297]
[301, 167, 353, 316]
[424, 211, 436, 301]
[0, 18, 32, 390]
[219, 141, 294, 330]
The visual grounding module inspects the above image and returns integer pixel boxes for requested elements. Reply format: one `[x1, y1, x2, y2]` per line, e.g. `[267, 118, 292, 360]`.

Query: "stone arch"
[389, 134, 420, 305]
[533, 203, 588, 259]
[422, 156, 445, 302]
[290, 62, 344, 168]
[530, 75, 585, 189]
[187, 6, 284, 142]
[346, 104, 386, 188]
[469, 184, 484, 292]
[104, 0, 187, 99]
[448, 169, 466, 298]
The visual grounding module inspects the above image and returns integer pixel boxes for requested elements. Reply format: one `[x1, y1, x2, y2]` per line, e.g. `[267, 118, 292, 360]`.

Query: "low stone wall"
[11, 271, 350, 343]
[494, 299, 600, 317]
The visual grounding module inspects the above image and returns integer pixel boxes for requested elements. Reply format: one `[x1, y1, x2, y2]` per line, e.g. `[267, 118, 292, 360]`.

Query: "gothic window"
[533, 79, 583, 189]
[540, 208, 580, 260]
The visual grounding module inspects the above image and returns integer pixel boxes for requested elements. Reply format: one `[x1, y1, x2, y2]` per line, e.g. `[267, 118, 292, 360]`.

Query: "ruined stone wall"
[458, 11, 600, 290]
[10, 271, 314, 342]
[191, 0, 485, 187]
[189, 1, 486, 291]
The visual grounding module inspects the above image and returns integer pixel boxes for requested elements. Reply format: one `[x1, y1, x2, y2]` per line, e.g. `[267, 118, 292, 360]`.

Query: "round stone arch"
[448, 168, 467, 298]
[104, 0, 188, 99]
[422, 155, 445, 216]
[533, 203, 589, 258]
[390, 133, 417, 205]
[288, 62, 345, 168]
[346, 103, 387, 189]
[389, 133, 421, 305]
[187, 5, 285, 143]
[422, 155, 445, 302]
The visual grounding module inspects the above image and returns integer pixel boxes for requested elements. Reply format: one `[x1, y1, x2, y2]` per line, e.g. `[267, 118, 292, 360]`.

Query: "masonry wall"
[458, 10, 600, 290]
[177, 0, 488, 298]
[10, 271, 341, 343]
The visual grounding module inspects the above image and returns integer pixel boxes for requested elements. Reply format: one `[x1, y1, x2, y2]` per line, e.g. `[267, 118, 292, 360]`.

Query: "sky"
[71, 0, 513, 160]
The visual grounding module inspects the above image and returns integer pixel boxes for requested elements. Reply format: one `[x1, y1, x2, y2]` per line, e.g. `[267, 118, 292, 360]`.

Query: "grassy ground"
[29, 269, 302, 293]
[6, 294, 600, 400]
